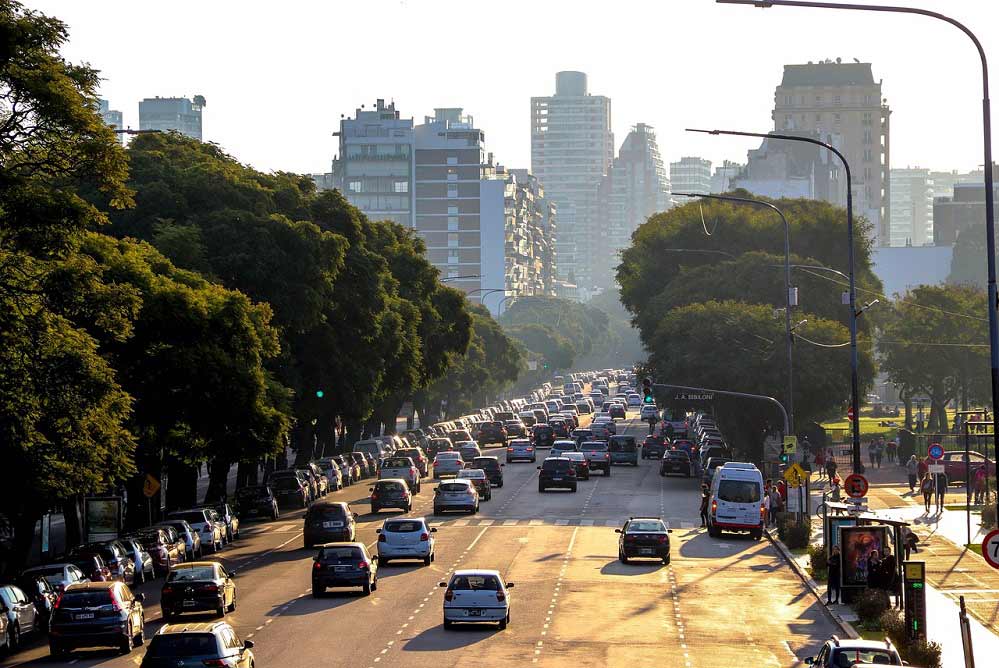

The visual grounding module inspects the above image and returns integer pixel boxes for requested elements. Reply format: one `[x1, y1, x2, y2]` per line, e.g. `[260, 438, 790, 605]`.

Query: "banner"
[840, 525, 889, 587]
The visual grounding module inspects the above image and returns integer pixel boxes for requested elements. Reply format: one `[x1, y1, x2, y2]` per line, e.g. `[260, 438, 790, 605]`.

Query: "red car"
[941, 451, 995, 482]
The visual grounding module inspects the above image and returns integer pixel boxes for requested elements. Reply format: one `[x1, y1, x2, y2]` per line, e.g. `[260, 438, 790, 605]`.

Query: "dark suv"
[235, 484, 280, 521]
[642, 435, 667, 460]
[475, 421, 508, 446]
[537, 457, 578, 493]
[660, 450, 693, 477]
[49, 581, 145, 656]
[472, 456, 504, 488]
[141, 621, 253, 668]
[532, 424, 555, 449]
[303, 501, 357, 549]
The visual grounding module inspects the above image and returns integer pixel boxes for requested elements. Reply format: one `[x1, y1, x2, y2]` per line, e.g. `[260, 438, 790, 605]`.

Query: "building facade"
[933, 164, 999, 245]
[138, 95, 205, 140]
[98, 99, 124, 144]
[889, 167, 934, 246]
[710, 160, 744, 194]
[669, 157, 712, 196]
[772, 59, 890, 245]
[332, 99, 415, 228]
[531, 71, 613, 297]
[596, 123, 671, 289]
[732, 131, 845, 203]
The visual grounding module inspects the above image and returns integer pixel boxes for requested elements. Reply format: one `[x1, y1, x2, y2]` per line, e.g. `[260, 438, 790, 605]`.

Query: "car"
[314, 457, 345, 490]
[472, 455, 504, 487]
[806, 636, 902, 667]
[433, 479, 479, 515]
[200, 502, 240, 541]
[377, 517, 437, 566]
[304, 501, 358, 548]
[140, 621, 254, 668]
[66, 551, 113, 583]
[575, 401, 593, 415]
[311, 542, 378, 596]
[551, 439, 577, 456]
[579, 441, 612, 476]
[369, 479, 414, 513]
[447, 429, 474, 444]
[562, 451, 590, 480]
[609, 404, 627, 420]
[235, 484, 280, 522]
[20, 563, 88, 594]
[426, 437, 454, 458]
[0, 584, 41, 649]
[168, 509, 225, 553]
[154, 519, 202, 561]
[707, 462, 765, 540]
[617, 517, 672, 564]
[660, 450, 693, 477]
[532, 424, 556, 449]
[457, 469, 493, 501]
[433, 451, 465, 478]
[475, 421, 508, 446]
[349, 452, 374, 479]
[49, 581, 145, 656]
[642, 435, 667, 460]
[549, 419, 571, 438]
[269, 473, 310, 509]
[702, 456, 733, 487]
[506, 438, 536, 463]
[627, 395, 642, 407]
[10, 572, 58, 634]
[440, 569, 512, 630]
[160, 561, 236, 620]
[640, 405, 660, 421]
[353, 438, 392, 461]
[0, 612, 6, 654]
[130, 528, 185, 576]
[403, 429, 431, 450]
[114, 537, 155, 586]
[379, 456, 422, 492]
[538, 457, 578, 492]
[397, 446, 430, 477]
[608, 435, 638, 466]
[942, 450, 997, 482]
[69, 541, 136, 585]
[503, 420, 527, 438]
[457, 442, 483, 463]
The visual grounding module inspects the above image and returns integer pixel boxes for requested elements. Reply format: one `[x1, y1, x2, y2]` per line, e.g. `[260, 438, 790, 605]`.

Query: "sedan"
[160, 562, 236, 620]
[660, 450, 693, 478]
[562, 451, 591, 480]
[235, 485, 280, 522]
[433, 452, 465, 478]
[440, 570, 512, 630]
[433, 480, 479, 515]
[617, 517, 672, 564]
[140, 622, 253, 668]
[369, 479, 413, 513]
[312, 543, 378, 596]
[456, 469, 492, 501]
[377, 517, 437, 566]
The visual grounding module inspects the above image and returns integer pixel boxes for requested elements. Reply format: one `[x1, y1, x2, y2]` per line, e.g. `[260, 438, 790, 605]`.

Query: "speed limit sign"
[983, 530, 999, 570]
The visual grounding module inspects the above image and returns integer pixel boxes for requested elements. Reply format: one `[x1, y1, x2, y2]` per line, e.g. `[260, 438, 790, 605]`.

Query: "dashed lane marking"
[534, 526, 577, 663]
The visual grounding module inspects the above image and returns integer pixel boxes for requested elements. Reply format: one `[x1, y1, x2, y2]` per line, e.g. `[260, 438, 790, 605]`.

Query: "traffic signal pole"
[653, 383, 790, 437]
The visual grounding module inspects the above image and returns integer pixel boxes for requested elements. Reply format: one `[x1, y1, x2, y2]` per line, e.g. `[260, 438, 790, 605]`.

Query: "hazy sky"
[28, 0, 998, 177]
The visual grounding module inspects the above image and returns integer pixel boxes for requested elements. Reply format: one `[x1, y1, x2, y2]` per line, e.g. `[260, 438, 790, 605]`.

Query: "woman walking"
[905, 455, 919, 494]
[815, 448, 826, 480]
[920, 474, 934, 513]
[827, 545, 842, 605]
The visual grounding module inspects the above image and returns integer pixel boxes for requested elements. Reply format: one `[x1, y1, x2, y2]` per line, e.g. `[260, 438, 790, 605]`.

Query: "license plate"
[183, 600, 196, 607]
[334, 565, 350, 572]
[76, 612, 94, 620]
[323, 521, 343, 528]
[639, 548, 653, 555]
[553, 477, 562, 481]
[465, 609, 482, 617]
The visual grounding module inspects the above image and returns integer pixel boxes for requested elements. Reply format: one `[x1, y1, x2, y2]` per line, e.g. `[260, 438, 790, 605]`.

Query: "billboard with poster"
[840, 525, 889, 587]
[84, 496, 122, 543]
[826, 517, 856, 555]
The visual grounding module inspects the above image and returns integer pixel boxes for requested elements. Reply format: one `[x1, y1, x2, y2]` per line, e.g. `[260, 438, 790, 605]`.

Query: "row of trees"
[0, 2, 523, 567]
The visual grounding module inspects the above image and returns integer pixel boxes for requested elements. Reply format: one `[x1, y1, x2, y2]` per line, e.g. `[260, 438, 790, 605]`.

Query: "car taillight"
[657, 535, 668, 544]
[604, 453, 610, 460]
[420, 532, 430, 541]
[54, 593, 63, 609]
[202, 660, 228, 667]
[711, 500, 717, 515]
[162, 585, 175, 594]
[313, 561, 321, 570]
[109, 587, 125, 612]
[496, 590, 506, 602]
[203, 584, 218, 592]
[358, 561, 369, 570]
[378, 534, 386, 542]
[760, 504, 766, 517]
[410, 467, 418, 477]
[371, 493, 379, 500]
[444, 589, 454, 602]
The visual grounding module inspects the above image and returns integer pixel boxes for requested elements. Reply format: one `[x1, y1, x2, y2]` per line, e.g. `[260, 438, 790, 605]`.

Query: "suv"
[168, 509, 224, 553]
[369, 479, 413, 514]
[472, 456, 504, 488]
[642, 435, 667, 460]
[303, 501, 358, 548]
[49, 581, 145, 656]
[532, 424, 556, 449]
[806, 636, 902, 667]
[579, 441, 612, 477]
[537, 457, 578, 493]
[141, 621, 253, 668]
[608, 435, 638, 466]
[234, 485, 280, 522]
[475, 421, 508, 446]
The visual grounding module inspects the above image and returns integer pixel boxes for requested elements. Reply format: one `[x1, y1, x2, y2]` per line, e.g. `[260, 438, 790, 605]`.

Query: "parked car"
[131, 528, 185, 576]
[311, 543, 378, 596]
[167, 509, 224, 553]
[268, 470, 313, 504]
[314, 457, 344, 491]
[440, 569, 512, 630]
[269, 474, 309, 510]
[377, 517, 437, 566]
[155, 519, 202, 561]
[433, 480, 479, 515]
[49, 581, 145, 656]
[68, 542, 135, 585]
[0, 584, 41, 649]
[117, 537, 156, 586]
[66, 553, 112, 583]
[160, 562, 236, 620]
[200, 502, 239, 541]
[331, 454, 358, 486]
[141, 621, 253, 668]
[350, 452, 375, 478]
[472, 456, 504, 487]
[303, 501, 358, 548]
[10, 573, 58, 634]
[20, 563, 88, 594]
[942, 450, 997, 482]
[235, 484, 280, 522]
[297, 462, 329, 497]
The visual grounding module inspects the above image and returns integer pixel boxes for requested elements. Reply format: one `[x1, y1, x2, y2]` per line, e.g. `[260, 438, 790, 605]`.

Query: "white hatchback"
[440, 569, 513, 629]
[377, 517, 437, 566]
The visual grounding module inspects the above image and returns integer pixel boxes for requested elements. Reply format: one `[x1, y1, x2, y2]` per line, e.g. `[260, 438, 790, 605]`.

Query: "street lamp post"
[440, 274, 482, 283]
[718, 0, 997, 550]
[675, 191, 796, 435]
[688, 127, 864, 473]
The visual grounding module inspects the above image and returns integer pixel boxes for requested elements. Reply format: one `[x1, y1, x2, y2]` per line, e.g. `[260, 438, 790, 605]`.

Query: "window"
[783, 95, 792, 106]
[447, 206, 458, 215]
[718, 480, 761, 503]
[862, 112, 873, 126]
[447, 186, 458, 198]
[815, 95, 823, 105]
[447, 156, 458, 165]
[447, 216, 458, 231]
[447, 233, 458, 248]
[447, 251, 459, 265]
[864, 149, 873, 162]
[815, 114, 822, 123]
[863, 129, 873, 144]
[348, 181, 362, 192]
[834, 113, 841, 123]
[864, 167, 872, 180]
[394, 181, 409, 193]
[833, 95, 841, 105]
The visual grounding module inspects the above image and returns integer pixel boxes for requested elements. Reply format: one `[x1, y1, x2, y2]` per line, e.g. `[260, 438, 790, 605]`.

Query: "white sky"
[28, 0, 999, 177]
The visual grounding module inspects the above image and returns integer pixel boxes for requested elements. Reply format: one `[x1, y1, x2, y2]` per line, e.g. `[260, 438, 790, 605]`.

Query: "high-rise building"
[531, 71, 613, 297]
[669, 157, 712, 196]
[772, 59, 891, 246]
[596, 123, 671, 288]
[929, 168, 984, 203]
[933, 163, 999, 245]
[732, 131, 845, 203]
[138, 95, 206, 140]
[98, 99, 124, 144]
[889, 167, 934, 246]
[332, 99, 415, 228]
[710, 160, 744, 194]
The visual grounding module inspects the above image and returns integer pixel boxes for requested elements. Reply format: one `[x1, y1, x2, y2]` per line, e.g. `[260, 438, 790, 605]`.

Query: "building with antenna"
[138, 95, 206, 140]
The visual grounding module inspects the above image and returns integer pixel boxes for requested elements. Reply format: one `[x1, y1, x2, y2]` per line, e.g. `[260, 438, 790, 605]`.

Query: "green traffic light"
[316, 390, 324, 398]
[644, 395, 654, 404]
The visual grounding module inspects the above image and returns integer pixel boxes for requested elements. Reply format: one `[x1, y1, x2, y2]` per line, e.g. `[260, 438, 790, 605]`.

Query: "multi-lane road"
[2, 412, 837, 667]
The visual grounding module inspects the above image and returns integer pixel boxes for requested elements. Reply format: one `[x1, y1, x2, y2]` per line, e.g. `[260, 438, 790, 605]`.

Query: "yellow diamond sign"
[143, 474, 160, 498]
[783, 462, 807, 487]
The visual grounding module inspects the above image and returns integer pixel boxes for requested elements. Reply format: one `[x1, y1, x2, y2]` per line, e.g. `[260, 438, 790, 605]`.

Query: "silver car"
[155, 520, 202, 560]
[433, 480, 479, 515]
[433, 451, 465, 478]
[376, 517, 437, 565]
[506, 439, 536, 463]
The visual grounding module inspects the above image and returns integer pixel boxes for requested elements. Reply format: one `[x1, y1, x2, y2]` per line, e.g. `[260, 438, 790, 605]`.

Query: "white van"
[353, 439, 392, 460]
[707, 462, 764, 540]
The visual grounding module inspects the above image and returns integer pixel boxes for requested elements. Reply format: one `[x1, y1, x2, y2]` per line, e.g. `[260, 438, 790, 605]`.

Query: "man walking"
[974, 466, 987, 505]
[762, 483, 772, 528]
[699, 484, 710, 528]
[905, 455, 919, 494]
[934, 470, 949, 513]
[827, 545, 842, 604]
[920, 474, 934, 513]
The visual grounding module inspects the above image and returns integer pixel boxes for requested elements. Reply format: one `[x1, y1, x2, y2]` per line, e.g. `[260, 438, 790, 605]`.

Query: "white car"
[456, 468, 492, 501]
[433, 451, 465, 478]
[551, 440, 577, 456]
[21, 563, 89, 593]
[640, 405, 660, 421]
[377, 517, 436, 565]
[440, 569, 513, 630]
[506, 439, 536, 463]
[627, 395, 642, 407]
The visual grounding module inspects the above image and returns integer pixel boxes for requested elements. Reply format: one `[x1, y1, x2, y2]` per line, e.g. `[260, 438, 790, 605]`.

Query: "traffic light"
[779, 452, 790, 464]
[543, 361, 550, 370]
[642, 378, 654, 404]
[315, 389, 325, 399]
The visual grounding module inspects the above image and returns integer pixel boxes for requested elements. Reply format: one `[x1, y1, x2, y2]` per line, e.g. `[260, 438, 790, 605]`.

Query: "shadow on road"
[403, 624, 499, 651]
[600, 559, 664, 576]
[678, 531, 756, 559]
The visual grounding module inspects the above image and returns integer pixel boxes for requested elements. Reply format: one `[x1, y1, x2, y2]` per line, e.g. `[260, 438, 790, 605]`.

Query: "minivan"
[707, 462, 764, 540]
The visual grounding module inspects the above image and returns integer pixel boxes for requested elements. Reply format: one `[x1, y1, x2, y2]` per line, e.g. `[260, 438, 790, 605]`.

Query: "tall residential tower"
[138, 95, 206, 140]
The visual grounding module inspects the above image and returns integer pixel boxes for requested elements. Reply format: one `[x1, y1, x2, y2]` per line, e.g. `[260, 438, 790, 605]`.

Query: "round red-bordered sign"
[983, 529, 999, 570]
[844, 473, 869, 499]
[928, 443, 944, 460]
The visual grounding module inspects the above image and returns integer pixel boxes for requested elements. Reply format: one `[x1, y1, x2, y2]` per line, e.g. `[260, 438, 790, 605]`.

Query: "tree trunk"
[7, 509, 41, 573]
[903, 394, 913, 432]
[293, 421, 315, 465]
[204, 459, 231, 502]
[345, 420, 362, 451]
[236, 461, 258, 488]
[165, 458, 199, 510]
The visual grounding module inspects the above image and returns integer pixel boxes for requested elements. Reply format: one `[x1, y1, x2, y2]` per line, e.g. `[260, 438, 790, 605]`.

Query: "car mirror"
[536, 466, 541, 470]
[438, 581, 447, 587]
[229, 569, 237, 577]
[804, 658, 814, 665]
[505, 582, 514, 588]
[434, 488, 441, 494]
[668, 529, 673, 534]
[136, 592, 145, 602]
[243, 640, 255, 650]
[614, 528, 622, 533]
[375, 528, 381, 534]
[368, 487, 374, 491]
[430, 527, 438, 533]
[353, 513, 359, 519]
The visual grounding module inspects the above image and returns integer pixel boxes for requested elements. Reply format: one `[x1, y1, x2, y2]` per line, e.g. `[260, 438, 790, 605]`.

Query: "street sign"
[982, 529, 999, 569]
[844, 473, 869, 499]
[928, 464, 945, 474]
[143, 474, 161, 498]
[928, 443, 945, 460]
[783, 462, 807, 487]
[847, 406, 855, 421]
[782, 435, 798, 455]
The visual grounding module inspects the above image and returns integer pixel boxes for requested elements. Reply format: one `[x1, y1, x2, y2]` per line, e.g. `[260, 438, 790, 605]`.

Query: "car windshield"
[172, 512, 206, 524]
[272, 478, 300, 490]
[320, 548, 362, 561]
[168, 566, 216, 581]
[237, 487, 267, 498]
[59, 590, 113, 608]
[610, 438, 636, 452]
[628, 521, 665, 532]
[718, 480, 761, 503]
[384, 521, 422, 533]
[834, 650, 900, 667]
[383, 458, 411, 468]
[439, 483, 470, 493]
[376, 482, 405, 492]
[437, 452, 461, 460]
[543, 460, 571, 471]
[473, 459, 499, 470]
[669, 451, 690, 460]
[31, 568, 66, 585]
[450, 574, 500, 591]
[147, 634, 220, 657]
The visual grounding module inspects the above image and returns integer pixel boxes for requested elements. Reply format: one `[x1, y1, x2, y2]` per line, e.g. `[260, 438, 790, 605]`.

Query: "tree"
[505, 324, 575, 370]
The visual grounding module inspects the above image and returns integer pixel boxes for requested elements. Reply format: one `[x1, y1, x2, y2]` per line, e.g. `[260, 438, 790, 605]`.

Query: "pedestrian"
[825, 454, 838, 483]
[886, 439, 897, 464]
[920, 474, 934, 513]
[867, 549, 882, 591]
[934, 470, 949, 512]
[868, 440, 878, 469]
[770, 486, 783, 526]
[974, 466, 987, 505]
[902, 526, 919, 560]
[905, 455, 919, 494]
[875, 437, 884, 468]
[880, 546, 899, 606]
[830, 475, 842, 501]
[815, 448, 826, 479]
[827, 545, 842, 604]
[763, 485, 772, 528]
[917, 456, 929, 480]
[699, 484, 710, 528]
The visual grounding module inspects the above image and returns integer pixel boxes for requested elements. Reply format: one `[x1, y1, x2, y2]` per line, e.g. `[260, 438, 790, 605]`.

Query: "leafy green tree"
[505, 324, 575, 371]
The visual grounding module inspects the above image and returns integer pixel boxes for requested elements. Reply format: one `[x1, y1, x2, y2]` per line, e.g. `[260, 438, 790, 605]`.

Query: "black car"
[532, 424, 556, 449]
[10, 573, 57, 634]
[617, 517, 672, 564]
[472, 456, 504, 488]
[49, 581, 145, 656]
[269, 474, 309, 509]
[549, 419, 571, 438]
[642, 435, 667, 460]
[426, 438, 453, 458]
[141, 621, 254, 668]
[475, 421, 507, 446]
[235, 485, 280, 521]
[572, 429, 594, 446]
[160, 562, 236, 620]
[537, 457, 578, 493]
[303, 501, 358, 549]
[369, 479, 413, 513]
[660, 450, 693, 477]
[609, 404, 627, 420]
[312, 543, 378, 596]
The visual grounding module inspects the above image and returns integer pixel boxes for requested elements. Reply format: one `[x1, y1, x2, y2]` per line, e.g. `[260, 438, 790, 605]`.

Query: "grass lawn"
[967, 543, 983, 556]
[944, 504, 983, 513]
[820, 416, 899, 437]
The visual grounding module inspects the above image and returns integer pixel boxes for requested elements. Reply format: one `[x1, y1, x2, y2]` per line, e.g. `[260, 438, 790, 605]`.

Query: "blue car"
[609, 436, 639, 466]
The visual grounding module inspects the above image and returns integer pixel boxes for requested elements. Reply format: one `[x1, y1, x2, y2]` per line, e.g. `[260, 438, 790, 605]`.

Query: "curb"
[765, 529, 860, 640]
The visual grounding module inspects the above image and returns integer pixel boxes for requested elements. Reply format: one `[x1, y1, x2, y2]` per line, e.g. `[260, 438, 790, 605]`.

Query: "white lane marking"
[503, 519, 518, 526]
[534, 526, 577, 663]
[453, 519, 470, 527]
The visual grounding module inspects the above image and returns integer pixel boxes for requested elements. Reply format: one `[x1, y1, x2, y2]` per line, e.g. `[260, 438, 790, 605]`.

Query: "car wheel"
[371, 505, 379, 514]
[119, 627, 134, 654]
[362, 580, 372, 596]
[313, 586, 324, 598]
[135, 620, 145, 646]
[424, 554, 432, 566]
[619, 552, 629, 564]
[443, 619, 454, 630]
[217, 602, 226, 617]
[371, 577, 378, 592]
[663, 554, 671, 565]
[499, 615, 508, 630]
[8, 624, 19, 650]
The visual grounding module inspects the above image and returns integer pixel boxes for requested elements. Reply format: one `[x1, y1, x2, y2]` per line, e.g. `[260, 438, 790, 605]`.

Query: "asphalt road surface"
[2, 410, 838, 667]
